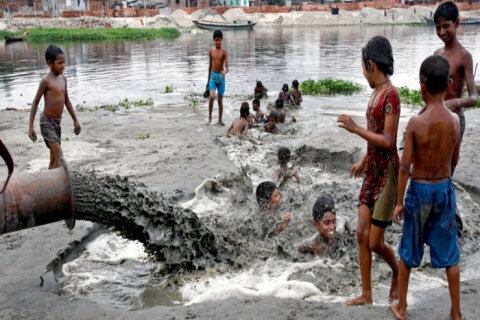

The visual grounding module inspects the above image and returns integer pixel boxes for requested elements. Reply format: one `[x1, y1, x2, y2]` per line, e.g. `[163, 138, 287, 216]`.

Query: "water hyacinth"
[300, 78, 363, 95]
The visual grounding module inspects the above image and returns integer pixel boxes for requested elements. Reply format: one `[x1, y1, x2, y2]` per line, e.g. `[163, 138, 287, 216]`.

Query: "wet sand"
[1, 107, 479, 319]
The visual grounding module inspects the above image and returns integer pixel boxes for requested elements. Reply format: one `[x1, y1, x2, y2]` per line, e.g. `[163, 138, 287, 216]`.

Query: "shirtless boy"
[206, 30, 229, 125]
[390, 55, 462, 320]
[226, 102, 249, 136]
[256, 181, 292, 235]
[28, 45, 81, 169]
[274, 146, 301, 185]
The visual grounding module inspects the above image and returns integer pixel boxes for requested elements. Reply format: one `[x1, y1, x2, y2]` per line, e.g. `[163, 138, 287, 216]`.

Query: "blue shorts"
[399, 179, 459, 268]
[208, 71, 225, 97]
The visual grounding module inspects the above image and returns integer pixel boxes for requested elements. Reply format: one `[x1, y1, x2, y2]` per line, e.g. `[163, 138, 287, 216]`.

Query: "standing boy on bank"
[206, 30, 229, 125]
[28, 45, 81, 169]
[390, 56, 462, 320]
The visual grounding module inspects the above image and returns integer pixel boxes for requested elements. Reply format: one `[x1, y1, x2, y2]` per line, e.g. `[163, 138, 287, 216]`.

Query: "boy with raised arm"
[28, 45, 81, 169]
[390, 56, 462, 320]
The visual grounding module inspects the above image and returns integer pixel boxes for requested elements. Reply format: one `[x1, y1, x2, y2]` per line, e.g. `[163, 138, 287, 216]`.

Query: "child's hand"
[291, 115, 297, 122]
[350, 161, 365, 178]
[28, 127, 37, 142]
[393, 204, 404, 225]
[282, 212, 292, 223]
[337, 114, 358, 133]
[74, 121, 81, 135]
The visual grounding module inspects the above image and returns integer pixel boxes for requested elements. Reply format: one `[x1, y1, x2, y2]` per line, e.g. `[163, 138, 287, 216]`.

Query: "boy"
[297, 194, 336, 255]
[28, 45, 81, 169]
[206, 30, 229, 126]
[291, 80, 303, 106]
[252, 98, 267, 123]
[265, 111, 278, 133]
[390, 56, 462, 320]
[226, 102, 249, 136]
[254, 81, 268, 99]
[255, 181, 292, 235]
[279, 83, 296, 108]
[274, 146, 301, 186]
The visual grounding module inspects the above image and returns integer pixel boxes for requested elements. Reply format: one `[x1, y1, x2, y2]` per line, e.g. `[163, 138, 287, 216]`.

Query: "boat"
[424, 17, 480, 25]
[4, 35, 24, 43]
[192, 20, 256, 31]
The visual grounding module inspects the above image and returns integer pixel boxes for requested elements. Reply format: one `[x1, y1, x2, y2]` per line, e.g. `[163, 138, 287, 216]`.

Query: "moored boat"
[4, 36, 24, 43]
[192, 20, 256, 31]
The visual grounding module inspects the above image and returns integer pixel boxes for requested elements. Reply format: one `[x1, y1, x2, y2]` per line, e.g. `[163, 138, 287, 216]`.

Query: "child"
[265, 111, 278, 133]
[337, 36, 400, 306]
[246, 113, 254, 127]
[274, 146, 301, 186]
[291, 79, 303, 106]
[390, 56, 462, 320]
[275, 99, 297, 124]
[279, 83, 296, 107]
[252, 98, 267, 123]
[28, 45, 81, 169]
[256, 181, 292, 235]
[226, 102, 249, 136]
[297, 194, 337, 255]
[254, 81, 268, 99]
[206, 30, 229, 126]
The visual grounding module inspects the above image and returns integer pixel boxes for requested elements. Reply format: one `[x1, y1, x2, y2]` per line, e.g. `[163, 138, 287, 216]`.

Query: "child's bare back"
[227, 118, 248, 136]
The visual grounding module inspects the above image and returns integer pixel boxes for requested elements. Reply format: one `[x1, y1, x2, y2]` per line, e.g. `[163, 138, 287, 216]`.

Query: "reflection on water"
[1, 25, 479, 110]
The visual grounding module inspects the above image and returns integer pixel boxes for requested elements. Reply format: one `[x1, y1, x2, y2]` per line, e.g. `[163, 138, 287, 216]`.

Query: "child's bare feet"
[450, 308, 464, 320]
[345, 293, 372, 306]
[389, 304, 406, 320]
[389, 272, 399, 302]
[205, 119, 211, 125]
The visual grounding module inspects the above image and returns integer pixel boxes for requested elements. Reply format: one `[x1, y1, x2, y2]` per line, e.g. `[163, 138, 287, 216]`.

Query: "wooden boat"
[192, 19, 256, 31]
[4, 35, 24, 43]
[424, 17, 480, 25]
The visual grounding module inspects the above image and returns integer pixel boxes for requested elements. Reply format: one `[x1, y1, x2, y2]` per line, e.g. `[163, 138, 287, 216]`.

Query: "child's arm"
[226, 123, 234, 136]
[294, 169, 301, 183]
[299, 91, 302, 102]
[445, 52, 478, 111]
[351, 153, 367, 178]
[64, 77, 81, 135]
[242, 121, 249, 136]
[28, 79, 48, 141]
[394, 119, 415, 224]
[273, 169, 279, 182]
[206, 49, 212, 89]
[452, 128, 461, 169]
[276, 212, 292, 233]
[290, 94, 296, 107]
[222, 49, 229, 77]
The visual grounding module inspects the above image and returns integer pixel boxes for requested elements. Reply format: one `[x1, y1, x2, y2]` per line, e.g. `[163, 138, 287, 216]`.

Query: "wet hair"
[282, 83, 289, 92]
[256, 181, 277, 208]
[419, 55, 450, 95]
[434, 1, 459, 24]
[268, 111, 278, 122]
[240, 102, 250, 118]
[252, 98, 260, 108]
[292, 80, 299, 89]
[277, 147, 291, 165]
[362, 36, 394, 76]
[45, 45, 64, 63]
[275, 98, 284, 109]
[312, 194, 336, 222]
[256, 81, 263, 88]
[213, 30, 223, 39]
[277, 111, 286, 124]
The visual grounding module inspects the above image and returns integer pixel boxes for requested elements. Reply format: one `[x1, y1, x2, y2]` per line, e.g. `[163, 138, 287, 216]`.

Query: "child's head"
[240, 102, 250, 119]
[277, 111, 286, 124]
[362, 36, 394, 87]
[275, 98, 284, 109]
[213, 30, 223, 48]
[312, 194, 336, 240]
[45, 45, 65, 75]
[277, 147, 291, 166]
[434, 2, 459, 44]
[268, 111, 278, 124]
[256, 181, 281, 209]
[252, 98, 260, 111]
[256, 81, 263, 88]
[419, 55, 450, 97]
[292, 80, 299, 89]
[282, 83, 289, 92]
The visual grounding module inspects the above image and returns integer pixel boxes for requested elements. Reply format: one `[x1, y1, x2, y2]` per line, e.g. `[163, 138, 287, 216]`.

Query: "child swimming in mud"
[290, 80, 303, 106]
[206, 30, 229, 126]
[274, 147, 301, 186]
[252, 98, 267, 124]
[297, 194, 336, 255]
[226, 102, 250, 136]
[274, 98, 297, 124]
[254, 81, 268, 99]
[28, 45, 81, 169]
[256, 181, 292, 235]
[265, 111, 278, 133]
[337, 36, 400, 306]
[279, 83, 296, 108]
[390, 56, 462, 320]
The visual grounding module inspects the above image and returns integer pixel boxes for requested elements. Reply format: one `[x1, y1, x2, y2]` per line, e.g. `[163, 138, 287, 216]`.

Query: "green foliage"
[300, 78, 363, 95]
[476, 99, 480, 109]
[164, 85, 173, 93]
[270, 0, 285, 6]
[398, 86, 423, 106]
[136, 134, 150, 140]
[190, 98, 198, 107]
[0, 30, 19, 38]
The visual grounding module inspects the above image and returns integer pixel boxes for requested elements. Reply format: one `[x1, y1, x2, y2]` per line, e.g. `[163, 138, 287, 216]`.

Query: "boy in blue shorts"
[206, 30, 229, 125]
[390, 56, 462, 320]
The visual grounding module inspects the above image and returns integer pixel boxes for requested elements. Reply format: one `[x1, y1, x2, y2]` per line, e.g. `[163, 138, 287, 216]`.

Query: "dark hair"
[292, 80, 299, 89]
[256, 81, 263, 88]
[252, 98, 260, 107]
[277, 111, 286, 124]
[434, 1, 459, 24]
[275, 98, 284, 109]
[362, 36, 394, 76]
[268, 111, 278, 122]
[256, 181, 277, 208]
[282, 83, 289, 92]
[45, 45, 64, 63]
[278, 147, 291, 165]
[420, 55, 450, 94]
[312, 194, 336, 222]
[213, 30, 223, 39]
[240, 102, 250, 118]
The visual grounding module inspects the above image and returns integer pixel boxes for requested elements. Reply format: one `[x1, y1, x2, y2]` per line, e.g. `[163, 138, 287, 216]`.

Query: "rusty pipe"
[0, 158, 75, 235]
